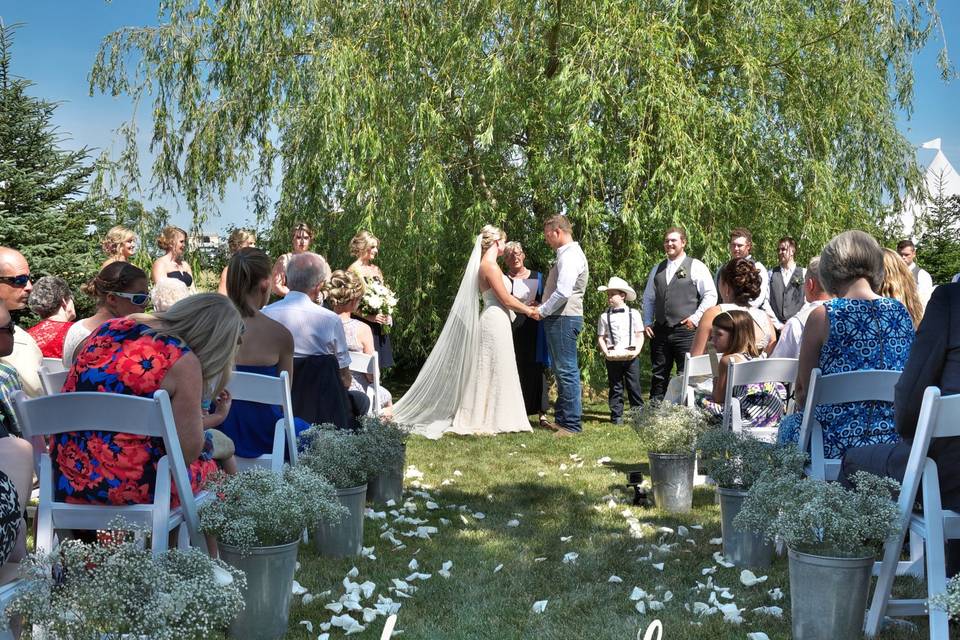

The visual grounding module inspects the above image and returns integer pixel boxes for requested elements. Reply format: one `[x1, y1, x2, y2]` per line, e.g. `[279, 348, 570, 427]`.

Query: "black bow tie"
[609, 308, 626, 314]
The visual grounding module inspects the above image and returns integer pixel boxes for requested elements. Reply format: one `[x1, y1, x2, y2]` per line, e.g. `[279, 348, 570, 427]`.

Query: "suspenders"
[605, 308, 634, 349]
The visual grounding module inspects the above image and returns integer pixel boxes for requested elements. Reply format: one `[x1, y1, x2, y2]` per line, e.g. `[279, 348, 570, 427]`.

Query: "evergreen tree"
[915, 172, 960, 284]
[0, 22, 98, 314]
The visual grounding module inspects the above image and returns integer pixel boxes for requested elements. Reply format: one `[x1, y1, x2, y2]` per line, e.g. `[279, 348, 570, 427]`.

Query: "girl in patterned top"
[698, 309, 786, 429]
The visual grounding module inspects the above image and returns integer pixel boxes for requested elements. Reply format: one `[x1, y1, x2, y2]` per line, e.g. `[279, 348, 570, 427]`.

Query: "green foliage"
[88, 1, 947, 383]
[915, 179, 960, 284]
[696, 429, 806, 490]
[630, 399, 708, 454]
[198, 466, 345, 549]
[734, 470, 901, 558]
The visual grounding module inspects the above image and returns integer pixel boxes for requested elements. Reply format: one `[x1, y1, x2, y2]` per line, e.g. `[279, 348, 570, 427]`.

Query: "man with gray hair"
[770, 257, 833, 359]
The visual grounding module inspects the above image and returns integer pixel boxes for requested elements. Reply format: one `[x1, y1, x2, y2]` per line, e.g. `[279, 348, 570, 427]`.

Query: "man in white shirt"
[262, 252, 353, 390]
[537, 215, 589, 436]
[719, 228, 778, 327]
[771, 257, 832, 359]
[768, 236, 806, 326]
[642, 227, 717, 400]
[0, 247, 42, 397]
[897, 239, 934, 306]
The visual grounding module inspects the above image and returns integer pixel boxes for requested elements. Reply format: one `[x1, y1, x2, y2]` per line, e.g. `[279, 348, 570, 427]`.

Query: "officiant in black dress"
[504, 242, 550, 427]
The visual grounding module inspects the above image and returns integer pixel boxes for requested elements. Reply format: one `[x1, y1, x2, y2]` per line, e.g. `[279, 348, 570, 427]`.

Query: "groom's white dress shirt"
[262, 291, 351, 367]
[539, 242, 588, 317]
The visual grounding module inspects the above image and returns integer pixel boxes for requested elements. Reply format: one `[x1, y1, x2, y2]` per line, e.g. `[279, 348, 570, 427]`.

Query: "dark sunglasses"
[0, 274, 31, 288]
[109, 291, 150, 306]
[0, 320, 16, 335]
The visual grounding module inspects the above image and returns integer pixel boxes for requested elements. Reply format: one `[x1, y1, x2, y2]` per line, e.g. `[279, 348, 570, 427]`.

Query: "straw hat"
[597, 276, 637, 302]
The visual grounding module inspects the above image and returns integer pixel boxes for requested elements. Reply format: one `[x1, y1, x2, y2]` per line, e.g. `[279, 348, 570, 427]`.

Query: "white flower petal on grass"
[302, 594, 315, 606]
[299, 621, 313, 633]
[562, 552, 579, 564]
[360, 581, 376, 599]
[292, 580, 308, 595]
[347, 567, 359, 578]
[739, 570, 768, 587]
[560, 536, 573, 542]
[677, 525, 689, 537]
[506, 519, 520, 527]
[404, 466, 424, 480]
[662, 591, 673, 603]
[439, 517, 451, 526]
[533, 557, 547, 562]
[648, 600, 664, 611]
[408, 559, 419, 571]
[608, 575, 623, 583]
[701, 566, 717, 576]
[629, 587, 647, 601]
[531, 600, 548, 614]
[709, 537, 723, 545]
[716, 602, 744, 624]
[438, 560, 453, 579]
[441, 479, 453, 486]
[657, 526, 674, 535]
[537, 471, 546, 477]
[426, 501, 439, 510]
[385, 499, 396, 507]
[652, 563, 664, 571]
[493, 564, 504, 573]
[560, 463, 568, 471]
[596, 456, 612, 465]
[453, 470, 463, 477]
[751, 606, 783, 618]
[747, 633, 771, 640]
[767, 587, 784, 601]
[319, 634, 330, 640]
[712, 552, 735, 568]
[362, 608, 379, 623]
[325, 602, 344, 614]
[690, 524, 704, 530]
[473, 512, 486, 520]
[692, 602, 716, 616]
[634, 600, 646, 614]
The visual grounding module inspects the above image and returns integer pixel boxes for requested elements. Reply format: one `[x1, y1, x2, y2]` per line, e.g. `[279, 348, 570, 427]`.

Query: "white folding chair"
[225, 370, 298, 473]
[348, 351, 381, 417]
[11, 389, 208, 556]
[865, 387, 960, 639]
[680, 353, 714, 408]
[38, 365, 68, 396]
[797, 368, 902, 481]
[41, 357, 65, 373]
[0, 577, 27, 640]
[721, 357, 798, 442]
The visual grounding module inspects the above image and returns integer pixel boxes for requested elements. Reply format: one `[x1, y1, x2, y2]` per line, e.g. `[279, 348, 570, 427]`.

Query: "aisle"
[285, 404, 921, 640]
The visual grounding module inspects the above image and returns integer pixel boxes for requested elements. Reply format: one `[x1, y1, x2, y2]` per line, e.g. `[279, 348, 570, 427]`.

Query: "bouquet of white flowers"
[359, 277, 398, 330]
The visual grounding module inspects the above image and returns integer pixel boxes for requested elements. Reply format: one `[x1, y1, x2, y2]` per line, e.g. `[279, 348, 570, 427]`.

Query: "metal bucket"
[219, 538, 300, 640]
[718, 487, 774, 568]
[367, 448, 405, 505]
[647, 453, 695, 513]
[788, 547, 874, 640]
[314, 483, 367, 557]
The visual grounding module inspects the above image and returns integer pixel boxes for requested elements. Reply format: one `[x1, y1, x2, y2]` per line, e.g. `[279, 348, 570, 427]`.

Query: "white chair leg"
[865, 529, 909, 636]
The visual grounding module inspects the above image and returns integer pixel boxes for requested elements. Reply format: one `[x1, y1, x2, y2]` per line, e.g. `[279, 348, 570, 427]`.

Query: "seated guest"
[0, 434, 34, 586]
[62, 262, 150, 367]
[692, 258, 777, 356]
[880, 248, 924, 329]
[26, 276, 76, 358]
[770, 257, 832, 359]
[51, 294, 242, 506]
[151, 278, 190, 313]
[262, 252, 369, 418]
[841, 281, 960, 573]
[220, 247, 310, 458]
[0, 247, 42, 397]
[697, 310, 786, 428]
[777, 231, 915, 458]
[327, 269, 394, 416]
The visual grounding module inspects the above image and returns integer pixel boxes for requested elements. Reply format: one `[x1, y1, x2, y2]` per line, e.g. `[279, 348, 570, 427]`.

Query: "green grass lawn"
[287, 402, 928, 639]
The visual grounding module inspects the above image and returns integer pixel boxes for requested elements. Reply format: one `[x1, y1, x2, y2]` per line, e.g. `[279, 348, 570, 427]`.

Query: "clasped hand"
[526, 307, 542, 321]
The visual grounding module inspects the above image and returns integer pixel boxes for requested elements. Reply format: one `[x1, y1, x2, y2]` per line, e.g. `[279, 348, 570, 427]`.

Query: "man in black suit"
[841, 282, 960, 572]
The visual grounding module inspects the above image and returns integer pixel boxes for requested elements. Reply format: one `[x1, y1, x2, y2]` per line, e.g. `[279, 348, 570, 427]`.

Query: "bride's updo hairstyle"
[480, 225, 506, 253]
[325, 269, 365, 309]
[719, 258, 762, 306]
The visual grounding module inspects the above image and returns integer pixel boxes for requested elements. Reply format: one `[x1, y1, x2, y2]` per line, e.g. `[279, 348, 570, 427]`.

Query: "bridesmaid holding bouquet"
[348, 230, 396, 369]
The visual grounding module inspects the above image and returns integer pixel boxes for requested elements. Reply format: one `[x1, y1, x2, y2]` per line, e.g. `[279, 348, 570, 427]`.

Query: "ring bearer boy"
[597, 276, 644, 424]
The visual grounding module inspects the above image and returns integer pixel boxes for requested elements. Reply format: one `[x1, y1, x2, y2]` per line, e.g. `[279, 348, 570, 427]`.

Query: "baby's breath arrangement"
[360, 416, 410, 468]
[299, 424, 379, 489]
[10, 537, 244, 639]
[697, 429, 806, 490]
[734, 470, 900, 558]
[630, 400, 709, 455]
[199, 466, 345, 550]
[931, 575, 960, 620]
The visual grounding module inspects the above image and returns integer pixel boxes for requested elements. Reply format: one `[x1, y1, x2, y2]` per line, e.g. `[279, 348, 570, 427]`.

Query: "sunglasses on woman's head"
[109, 291, 150, 306]
[0, 274, 31, 287]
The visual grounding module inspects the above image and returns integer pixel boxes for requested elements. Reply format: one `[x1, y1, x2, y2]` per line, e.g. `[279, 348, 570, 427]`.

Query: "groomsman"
[718, 227, 778, 327]
[642, 227, 717, 400]
[768, 236, 806, 326]
[771, 257, 832, 359]
[897, 239, 934, 306]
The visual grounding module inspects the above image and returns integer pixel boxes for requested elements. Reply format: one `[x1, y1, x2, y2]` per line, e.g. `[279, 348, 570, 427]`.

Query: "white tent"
[901, 138, 960, 237]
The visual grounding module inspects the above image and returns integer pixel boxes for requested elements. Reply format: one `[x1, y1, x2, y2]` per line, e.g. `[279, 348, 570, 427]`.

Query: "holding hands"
[527, 306, 542, 321]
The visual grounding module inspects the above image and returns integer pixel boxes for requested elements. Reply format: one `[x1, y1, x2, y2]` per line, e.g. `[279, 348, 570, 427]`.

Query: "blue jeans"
[542, 315, 583, 431]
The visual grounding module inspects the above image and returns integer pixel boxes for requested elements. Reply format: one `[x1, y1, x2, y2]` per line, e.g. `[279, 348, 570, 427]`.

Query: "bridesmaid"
[151, 226, 194, 289]
[347, 230, 394, 370]
[100, 225, 137, 270]
[271, 222, 313, 297]
[218, 228, 256, 295]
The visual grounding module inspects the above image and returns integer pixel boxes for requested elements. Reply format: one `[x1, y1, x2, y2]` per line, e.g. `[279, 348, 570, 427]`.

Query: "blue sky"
[2, 1, 959, 233]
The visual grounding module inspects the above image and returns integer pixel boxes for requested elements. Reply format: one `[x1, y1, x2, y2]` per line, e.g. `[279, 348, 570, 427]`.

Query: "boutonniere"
[790, 273, 804, 287]
[676, 267, 687, 279]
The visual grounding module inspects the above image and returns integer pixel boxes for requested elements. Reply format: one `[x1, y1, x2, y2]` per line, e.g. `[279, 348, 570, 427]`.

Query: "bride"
[393, 225, 537, 438]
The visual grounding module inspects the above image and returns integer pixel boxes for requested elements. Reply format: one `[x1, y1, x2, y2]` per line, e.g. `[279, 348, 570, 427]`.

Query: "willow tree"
[91, 0, 944, 380]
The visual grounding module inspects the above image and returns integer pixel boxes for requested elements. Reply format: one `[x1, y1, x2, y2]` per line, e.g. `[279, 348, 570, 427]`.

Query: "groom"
[537, 215, 589, 437]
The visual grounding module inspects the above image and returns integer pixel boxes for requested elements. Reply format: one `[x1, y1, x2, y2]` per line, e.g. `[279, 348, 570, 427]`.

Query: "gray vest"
[543, 245, 589, 317]
[769, 266, 805, 324]
[653, 256, 699, 326]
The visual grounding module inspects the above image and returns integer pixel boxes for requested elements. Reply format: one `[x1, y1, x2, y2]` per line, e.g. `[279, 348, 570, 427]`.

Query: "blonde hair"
[326, 269, 365, 308]
[880, 248, 923, 328]
[151, 279, 190, 312]
[480, 225, 505, 253]
[102, 225, 135, 258]
[156, 226, 187, 252]
[227, 228, 256, 254]
[227, 247, 273, 317]
[349, 230, 379, 259]
[818, 230, 884, 295]
[130, 293, 242, 399]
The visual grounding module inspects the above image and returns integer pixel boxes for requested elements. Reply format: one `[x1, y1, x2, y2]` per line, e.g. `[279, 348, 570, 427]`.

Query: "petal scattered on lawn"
[302, 594, 315, 605]
[677, 525, 689, 538]
[473, 512, 486, 520]
[493, 564, 504, 573]
[634, 600, 646, 614]
[533, 557, 547, 562]
[506, 519, 520, 527]
[404, 466, 424, 480]
[690, 524, 704, 530]
[347, 567, 359, 578]
[752, 606, 783, 618]
[768, 587, 784, 601]
[562, 552, 579, 564]
[438, 560, 453, 579]
[531, 600, 548, 614]
[629, 587, 647, 601]
[325, 602, 344, 614]
[739, 570, 768, 587]
[596, 456, 612, 465]
[652, 563, 664, 571]
[408, 559, 418, 571]
[453, 470, 463, 477]
[298, 621, 313, 633]
[708, 538, 723, 545]
[292, 580, 308, 595]
[713, 552, 735, 568]
[537, 471, 546, 477]
[701, 566, 717, 576]
[608, 575, 623, 583]
[747, 633, 771, 640]
[560, 536, 573, 542]
[426, 501, 439, 510]
[648, 600, 664, 611]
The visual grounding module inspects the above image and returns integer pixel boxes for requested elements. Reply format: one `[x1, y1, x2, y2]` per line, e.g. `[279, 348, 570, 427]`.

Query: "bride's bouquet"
[359, 278, 398, 331]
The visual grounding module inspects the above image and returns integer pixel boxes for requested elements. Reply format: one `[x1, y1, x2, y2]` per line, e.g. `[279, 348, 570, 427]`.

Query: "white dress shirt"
[262, 291, 351, 367]
[770, 299, 828, 359]
[641, 254, 717, 326]
[773, 264, 797, 287]
[539, 242, 588, 317]
[910, 263, 934, 306]
[597, 305, 643, 349]
[0, 326, 43, 398]
[953, 272, 960, 284]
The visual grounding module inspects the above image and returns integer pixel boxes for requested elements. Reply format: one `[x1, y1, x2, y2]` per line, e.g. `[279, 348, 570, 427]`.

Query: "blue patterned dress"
[776, 298, 914, 458]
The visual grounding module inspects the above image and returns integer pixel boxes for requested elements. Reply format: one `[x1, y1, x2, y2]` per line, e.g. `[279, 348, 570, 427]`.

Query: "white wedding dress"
[393, 236, 532, 439]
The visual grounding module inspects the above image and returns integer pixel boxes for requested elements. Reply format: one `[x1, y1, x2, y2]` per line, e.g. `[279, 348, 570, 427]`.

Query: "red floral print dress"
[26, 319, 73, 358]
[50, 318, 217, 506]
